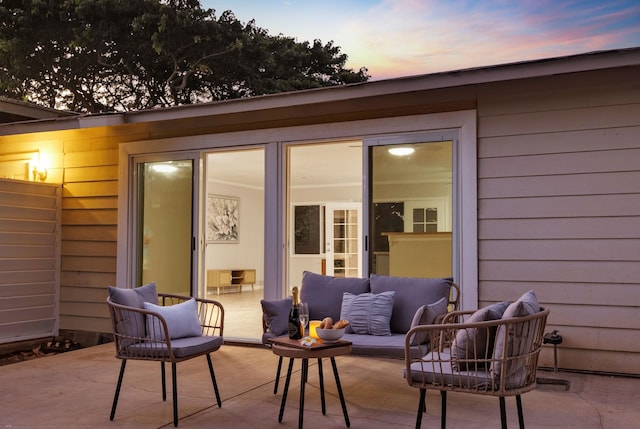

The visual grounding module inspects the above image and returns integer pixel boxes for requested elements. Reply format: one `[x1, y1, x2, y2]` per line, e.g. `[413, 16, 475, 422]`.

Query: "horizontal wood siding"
[61, 139, 119, 334]
[477, 66, 640, 375]
[0, 180, 60, 343]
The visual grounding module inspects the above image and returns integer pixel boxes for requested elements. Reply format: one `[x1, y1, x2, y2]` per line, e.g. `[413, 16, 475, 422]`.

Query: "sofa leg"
[416, 389, 426, 429]
[441, 390, 447, 429]
[516, 395, 525, 429]
[499, 397, 507, 429]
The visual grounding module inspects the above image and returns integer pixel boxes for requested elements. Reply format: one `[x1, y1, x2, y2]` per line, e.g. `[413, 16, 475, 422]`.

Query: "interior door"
[325, 202, 362, 278]
[134, 156, 198, 295]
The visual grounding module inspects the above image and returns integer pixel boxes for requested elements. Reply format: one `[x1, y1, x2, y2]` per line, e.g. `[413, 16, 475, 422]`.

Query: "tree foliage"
[0, 0, 369, 112]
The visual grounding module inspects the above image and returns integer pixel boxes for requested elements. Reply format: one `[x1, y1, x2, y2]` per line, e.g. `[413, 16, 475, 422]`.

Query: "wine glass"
[298, 302, 309, 337]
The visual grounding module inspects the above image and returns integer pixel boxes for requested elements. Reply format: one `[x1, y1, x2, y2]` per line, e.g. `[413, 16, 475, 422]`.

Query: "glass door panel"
[204, 148, 265, 340]
[368, 140, 453, 278]
[287, 142, 363, 288]
[136, 159, 194, 296]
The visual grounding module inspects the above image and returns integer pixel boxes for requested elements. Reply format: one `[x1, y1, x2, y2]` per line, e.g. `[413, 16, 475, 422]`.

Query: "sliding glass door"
[365, 134, 455, 279]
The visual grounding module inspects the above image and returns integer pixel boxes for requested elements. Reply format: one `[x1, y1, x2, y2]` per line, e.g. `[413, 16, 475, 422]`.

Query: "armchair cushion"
[300, 271, 370, 322]
[261, 298, 292, 338]
[409, 296, 449, 345]
[370, 275, 451, 334]
[340, 291, 395, 335]
[107, 283, 158, 341]
[491, 290, 540, 380]
[108, 282, 158, 308]
[143, 298, 202, 340]
[450, 301, 510, 369]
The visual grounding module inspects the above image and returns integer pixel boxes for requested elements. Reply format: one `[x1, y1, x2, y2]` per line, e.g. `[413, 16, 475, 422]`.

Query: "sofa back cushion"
[370, 275, 451, 334]
[300, 271, 370, 322]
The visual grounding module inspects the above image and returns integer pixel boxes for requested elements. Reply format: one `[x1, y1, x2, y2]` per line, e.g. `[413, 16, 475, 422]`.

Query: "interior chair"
[107, 283, 224, 427]
[404, 297, 549, 429]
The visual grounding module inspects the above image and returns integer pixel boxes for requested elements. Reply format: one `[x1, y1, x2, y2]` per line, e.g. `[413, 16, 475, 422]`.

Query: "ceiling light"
[151, 164, 178, 173]
[388, 147, 415, 156]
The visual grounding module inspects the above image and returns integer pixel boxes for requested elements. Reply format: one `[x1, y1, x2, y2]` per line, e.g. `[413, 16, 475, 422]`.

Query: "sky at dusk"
[202, 0, 640, 80]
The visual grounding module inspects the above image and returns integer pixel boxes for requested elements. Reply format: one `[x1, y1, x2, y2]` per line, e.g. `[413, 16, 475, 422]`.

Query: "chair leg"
[416, 388, 426, 429]
[516, 395, 525, 429]
[161, 361, 167, 401]
[109, 359, 127, 421]
[206, 354, 222, 407]
[499, 397, 507, 429]
[273, 356, 283, 394]
[172, 362, 178, 427]
[441, 391, 447, 429]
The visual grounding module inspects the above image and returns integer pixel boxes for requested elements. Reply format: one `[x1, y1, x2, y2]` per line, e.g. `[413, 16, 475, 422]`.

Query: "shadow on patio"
[0, 342, 637, 428]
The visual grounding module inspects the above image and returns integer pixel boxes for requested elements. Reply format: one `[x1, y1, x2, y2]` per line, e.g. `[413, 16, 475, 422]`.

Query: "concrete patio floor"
[0, 342, 638, 429]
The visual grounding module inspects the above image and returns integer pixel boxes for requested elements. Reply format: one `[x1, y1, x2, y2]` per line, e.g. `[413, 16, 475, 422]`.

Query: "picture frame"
[207, 195, 239, 242]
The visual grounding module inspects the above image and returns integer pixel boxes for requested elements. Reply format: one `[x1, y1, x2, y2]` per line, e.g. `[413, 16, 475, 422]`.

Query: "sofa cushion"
[261, 298, 292, 340]
[491, 290, 540, 381]
[144, 298, 202, 340]
[450, 301, 510, 369]
[340, 291, 395, 335]
[409, 296, 449, 345]
[300, 271, 370, 322]
[370, 275, 451, 334]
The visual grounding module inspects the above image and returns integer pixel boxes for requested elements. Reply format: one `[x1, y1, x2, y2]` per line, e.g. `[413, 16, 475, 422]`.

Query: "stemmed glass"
[298, 302, 309, 337]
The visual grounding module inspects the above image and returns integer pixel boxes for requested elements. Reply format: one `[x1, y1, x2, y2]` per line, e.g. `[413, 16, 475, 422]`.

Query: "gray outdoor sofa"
[262, 271, 460, 359]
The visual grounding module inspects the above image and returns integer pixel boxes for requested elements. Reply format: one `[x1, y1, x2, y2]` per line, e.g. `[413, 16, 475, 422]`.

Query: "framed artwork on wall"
[207, 195, 239, 242]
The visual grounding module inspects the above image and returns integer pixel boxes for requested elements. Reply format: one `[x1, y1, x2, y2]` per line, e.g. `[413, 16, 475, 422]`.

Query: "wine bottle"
[288, 287, 303, 339]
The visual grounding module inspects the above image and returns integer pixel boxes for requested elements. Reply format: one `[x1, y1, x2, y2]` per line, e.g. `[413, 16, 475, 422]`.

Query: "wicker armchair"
[404, 305, 549, 429]
[107, 290, 224, 427]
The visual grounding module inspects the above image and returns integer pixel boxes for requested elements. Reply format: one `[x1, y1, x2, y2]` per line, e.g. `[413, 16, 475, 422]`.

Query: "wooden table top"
[269, 336, 352, 358]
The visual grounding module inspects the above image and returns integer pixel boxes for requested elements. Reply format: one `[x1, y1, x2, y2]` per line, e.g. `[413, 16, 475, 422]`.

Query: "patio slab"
[0, 342, 638, 428]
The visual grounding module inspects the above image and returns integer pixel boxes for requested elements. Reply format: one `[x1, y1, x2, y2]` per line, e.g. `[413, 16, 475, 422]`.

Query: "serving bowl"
[316, 327, 345, 343]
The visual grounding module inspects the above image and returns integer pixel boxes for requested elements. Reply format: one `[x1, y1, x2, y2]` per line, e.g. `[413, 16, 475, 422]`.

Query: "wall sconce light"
[31, 152, 48, 182]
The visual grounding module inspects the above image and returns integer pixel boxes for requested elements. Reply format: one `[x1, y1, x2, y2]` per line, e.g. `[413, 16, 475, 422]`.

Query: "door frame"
[116, 110, 477, 309]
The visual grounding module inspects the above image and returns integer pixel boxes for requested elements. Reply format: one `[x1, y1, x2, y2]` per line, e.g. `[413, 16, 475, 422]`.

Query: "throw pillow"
[491, 290, 540, 379]
[300, 271, 370, 322]
[370, 274, 451, 334]
[339, 291, 395, 336]
[450, 301, 510, 370]
[261, 298, 292, 336]
[143, 298, 202, 340]
[408, 296, 449, 346]
[107, 283, 158, 341]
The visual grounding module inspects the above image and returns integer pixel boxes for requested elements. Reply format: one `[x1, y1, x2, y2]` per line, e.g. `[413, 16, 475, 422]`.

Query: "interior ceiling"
[206, 140, 451, 189]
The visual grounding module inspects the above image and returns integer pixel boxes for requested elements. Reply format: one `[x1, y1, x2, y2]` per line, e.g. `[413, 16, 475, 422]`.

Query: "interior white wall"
[204, 183, 265, 285]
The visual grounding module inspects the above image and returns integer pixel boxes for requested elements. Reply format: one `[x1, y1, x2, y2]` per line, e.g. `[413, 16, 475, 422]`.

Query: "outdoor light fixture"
[31, 152, 48, 182]
[388, 147, 415, 156]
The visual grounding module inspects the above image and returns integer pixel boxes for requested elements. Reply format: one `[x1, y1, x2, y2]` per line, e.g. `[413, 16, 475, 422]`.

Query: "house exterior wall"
[476, 66, 640, 374]
[60, 138, 119, 333]
[0, 53, 638, 374]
